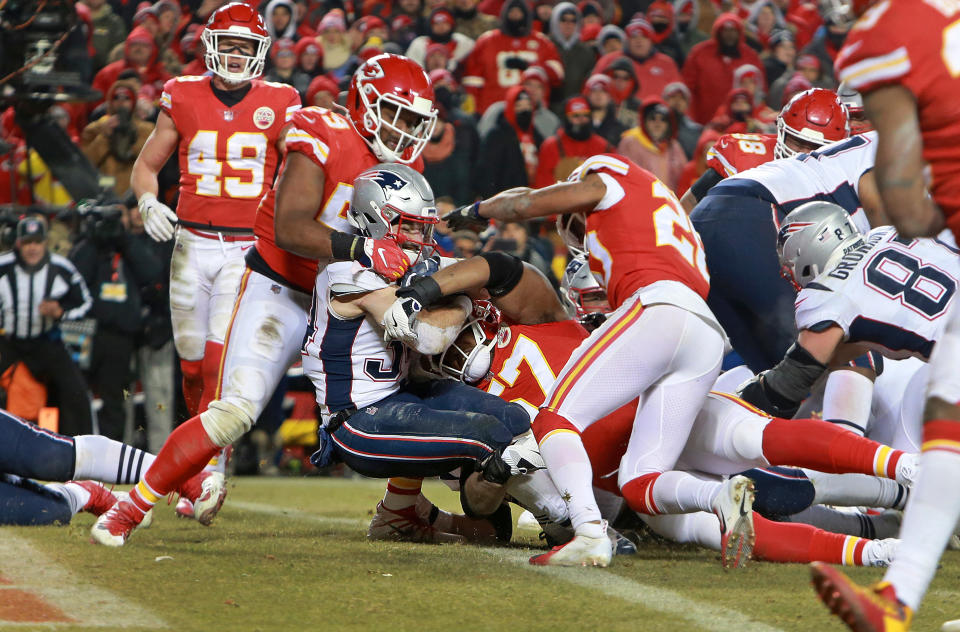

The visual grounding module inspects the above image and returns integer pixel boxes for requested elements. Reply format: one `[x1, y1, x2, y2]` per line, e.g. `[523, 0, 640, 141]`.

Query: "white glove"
[381, 296, 421, 344]
[138, 192, 178, 242]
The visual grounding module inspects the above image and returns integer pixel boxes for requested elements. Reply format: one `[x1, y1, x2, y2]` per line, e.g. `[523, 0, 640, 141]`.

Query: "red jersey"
[160, 76, 301, 231]
[835, 0, 960, 235]
[462, 31, 563, 113]
[705, 133, 777, 178]
[576, 154, 711, 309]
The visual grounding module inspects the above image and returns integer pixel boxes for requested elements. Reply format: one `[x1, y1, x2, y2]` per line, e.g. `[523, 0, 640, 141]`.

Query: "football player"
[398, 155, 731, 568]
[811, 1, 960, 628]
[132, 3, 301, 433]
[680, 88, 852, 212]
[92, 54, 438, 546]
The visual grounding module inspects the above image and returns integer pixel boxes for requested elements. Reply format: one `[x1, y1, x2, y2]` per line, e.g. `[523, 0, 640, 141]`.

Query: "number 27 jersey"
[795, 226, 960, 359]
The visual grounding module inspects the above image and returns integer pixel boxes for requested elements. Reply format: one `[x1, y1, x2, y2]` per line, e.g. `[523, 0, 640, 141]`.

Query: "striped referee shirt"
[0, 250, 93, 339]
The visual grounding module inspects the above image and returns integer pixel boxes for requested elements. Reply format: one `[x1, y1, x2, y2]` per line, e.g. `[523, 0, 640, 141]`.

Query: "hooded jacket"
[81, 80, 154, 195]
[681, 13, 764, 124]
[264, 0, 299, 41]
[673, 0, 709, 56]
[88, 2, 127, 71]
[592, 40, 682, 103]
[476, 85, 543, 197]
[548, 3, 597, 109]
[616, 96, 685, 191]
[646, 0, 686, 66]
[92, 26, 171, 109]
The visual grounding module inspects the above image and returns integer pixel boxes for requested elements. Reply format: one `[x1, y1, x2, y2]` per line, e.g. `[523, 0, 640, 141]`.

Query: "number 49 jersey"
[575, 155, 711, 309]
[795, 226, 960, 360]
[705, 133, 778, 178]
[160, 76, 300, 230]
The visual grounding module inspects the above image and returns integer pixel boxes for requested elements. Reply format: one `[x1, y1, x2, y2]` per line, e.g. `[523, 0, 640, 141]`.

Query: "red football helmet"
[435, 300, 502, 385]
[775, 88, 849, 159]
[347, 53, 438, 164]
[202, 3, 270, 84]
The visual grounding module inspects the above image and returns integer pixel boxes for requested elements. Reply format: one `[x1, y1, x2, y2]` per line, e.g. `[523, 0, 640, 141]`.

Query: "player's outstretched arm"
[864, 85, 944, 238]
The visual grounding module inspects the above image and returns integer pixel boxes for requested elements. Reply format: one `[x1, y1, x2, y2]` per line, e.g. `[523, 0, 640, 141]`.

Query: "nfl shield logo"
[223, 111, 234, 121]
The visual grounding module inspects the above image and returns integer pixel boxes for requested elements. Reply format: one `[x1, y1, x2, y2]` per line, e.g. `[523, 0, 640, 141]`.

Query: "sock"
[622, 471, 721, 515]
[822, 368, 874, 435]
[382, 478, 422, 512]
[533, 409, 601, 533]
[198, 341, 225, 412]
[181, 359, 204, 417]
[128, 415, 220, 514]
[763, 418, 904, 479]
[505, 469, 569, 524]
[755, 514, 875, 565]
[884, 421, 960, 610]
[73, 435, 155, 485]
[204, 446, 231, 474]
[44, 482, 89, 516]
[786, 505, 901, 539]
[805, 471, 909, 509]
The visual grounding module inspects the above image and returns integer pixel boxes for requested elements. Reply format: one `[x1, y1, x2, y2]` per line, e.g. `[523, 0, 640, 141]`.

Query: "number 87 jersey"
[569, 155, 711, 309]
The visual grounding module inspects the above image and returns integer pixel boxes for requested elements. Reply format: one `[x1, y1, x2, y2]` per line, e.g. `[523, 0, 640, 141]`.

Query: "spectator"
[462, 0, 563, 114]
[744, 0, 786, 53]
[264, 0, 298, 41]
[676, 128, 720, 196]
[0, 216, 93, 436]
[766, 55, 827, 109]
[578, 0, 604, 29]
[490, 221, 557, 285]
[595, 24, 626, 56]
[762, 29, 796, 88]
[681, 12, 764, 124]
[93, 26, 172, 109]
[391, 0, 428, 35]
[475, 86, 542, 198]
[673, 0, 708, 58]
[646, 0, 685, 67]
[152, 0, 181, 51]
[406, 9, 475, 69]
[799, 7, 849, 85]
[70, 207, 163, 440]
[304, 75, 339, 109]
[531, 0, 554, 33]
[180, 25, 206, 76]
[348, 16, 390, 52]
[423, 42, 452, 71]
[617, 97, 685, 191]
[451, 230, 482, 257]
[705, 87, 759, 135]
[452, 0, 497, 40]
[265, 38, 312, 96]
[81, 82, 154, 196]
[295, 37, 324, 77]
[534, 96, 612, 188]
[423, 70, 480, 205]
[318, 10, 352, 75]
[83, 0, 127, 72]
[662, 81, 701, 159]
[548, 3, 596, 113]
[18, 107, 76, 207]
[477, 65, 561, 140]
[583, 73, 626, 146]
[603, 56, 641, 130]
[593, 18, 681, 102]
[780, 0, 821, 50]
[389, 15, 420, 50]
[734, 63, 776, 126]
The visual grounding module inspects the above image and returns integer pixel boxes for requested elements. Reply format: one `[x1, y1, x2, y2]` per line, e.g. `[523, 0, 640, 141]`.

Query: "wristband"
[396, 276, 443, 308]
[330, 231, 365, 262]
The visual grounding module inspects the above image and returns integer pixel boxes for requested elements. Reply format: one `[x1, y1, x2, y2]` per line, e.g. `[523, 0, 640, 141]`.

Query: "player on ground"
[92, 54, 437, 547]
[810, 1, 960, 629]
[132, 3, 300, 433]
[399, 155, 729, 567]
[680, 88, 851, 212]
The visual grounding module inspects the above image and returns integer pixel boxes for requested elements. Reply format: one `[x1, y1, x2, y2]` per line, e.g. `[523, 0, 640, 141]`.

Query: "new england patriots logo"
[366, 170, 409, 195]
[777, 221, 814, 248]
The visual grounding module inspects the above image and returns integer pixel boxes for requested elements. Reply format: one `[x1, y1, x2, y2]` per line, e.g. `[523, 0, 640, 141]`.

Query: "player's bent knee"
[731, 416, 770, 462]
[531, 409, 579, 443]
[200, 400, 254, 447]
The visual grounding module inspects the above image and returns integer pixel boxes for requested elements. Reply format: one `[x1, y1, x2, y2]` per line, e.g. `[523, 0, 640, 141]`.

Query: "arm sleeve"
[689, 167, 724, 203]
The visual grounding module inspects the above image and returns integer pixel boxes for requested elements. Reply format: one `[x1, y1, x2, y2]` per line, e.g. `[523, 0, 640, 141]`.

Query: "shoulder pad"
[570, 154, 631, 181]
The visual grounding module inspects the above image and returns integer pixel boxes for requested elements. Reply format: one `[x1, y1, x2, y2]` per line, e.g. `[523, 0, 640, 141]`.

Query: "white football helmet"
[434, 300, 501, 385]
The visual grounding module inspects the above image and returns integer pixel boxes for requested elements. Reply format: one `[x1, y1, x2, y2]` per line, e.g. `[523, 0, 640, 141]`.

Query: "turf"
[3, 477, 959, 631]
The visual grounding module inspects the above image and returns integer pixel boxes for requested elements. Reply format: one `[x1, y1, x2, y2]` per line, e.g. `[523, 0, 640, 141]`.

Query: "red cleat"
[810, 562, 913, 631]
[70, 480, 119, 517]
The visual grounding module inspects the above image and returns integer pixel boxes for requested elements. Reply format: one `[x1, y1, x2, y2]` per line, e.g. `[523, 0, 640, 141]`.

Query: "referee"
[0, 215, 94, 435]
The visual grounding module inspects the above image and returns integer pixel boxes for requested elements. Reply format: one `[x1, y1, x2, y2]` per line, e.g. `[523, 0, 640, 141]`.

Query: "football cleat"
[713, 474, 756, 569]
[71, 480, 120, 517]
[175, 497, 195, 519]
[811, 563, 913, 631]
[895, 453, 919, 488]
[862, 538, 900, 568]
[90, 497, 151, 547]
[367, 501, 464, 543]
[191, 471, 227, 526]
[501, 433, 546, 477]
[529, 520, 612, 567]
[608, 527, 638, 556]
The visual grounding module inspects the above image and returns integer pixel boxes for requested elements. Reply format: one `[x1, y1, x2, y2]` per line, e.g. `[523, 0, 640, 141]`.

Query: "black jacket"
[475, 113, 543, 199]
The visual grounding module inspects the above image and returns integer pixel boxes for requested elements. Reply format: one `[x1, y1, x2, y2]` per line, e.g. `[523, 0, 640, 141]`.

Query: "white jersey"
[711, 132, 878, 234]
[795, 226, 960, 360]
[302, 262, 407, 416]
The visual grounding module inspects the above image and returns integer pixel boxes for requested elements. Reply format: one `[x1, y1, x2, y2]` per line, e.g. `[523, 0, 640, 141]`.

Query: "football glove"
[381, 295, 422, 343]
[358, 235, 411, 281]
[399, 255, 441, 288]
[138, 192, 178, 242]
[737, 373, 801, 419]
[442, 202, 486, 232]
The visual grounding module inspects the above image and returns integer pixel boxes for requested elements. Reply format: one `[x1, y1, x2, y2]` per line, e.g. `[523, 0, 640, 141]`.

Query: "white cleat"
[529, 520, 612, 567]
[713, 475, 755, 569]
[895, 453, 919, 487]
[862, 537, 900, 567]
[192, 471, 227, 526]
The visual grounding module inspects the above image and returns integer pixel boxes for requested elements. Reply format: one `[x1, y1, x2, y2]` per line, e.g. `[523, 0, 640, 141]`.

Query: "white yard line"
[0, 533, 167, 629]
[231, 501, 785, 632]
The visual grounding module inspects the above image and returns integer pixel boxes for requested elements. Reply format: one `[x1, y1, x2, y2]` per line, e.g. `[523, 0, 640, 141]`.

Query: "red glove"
[359, 235, 410, 281]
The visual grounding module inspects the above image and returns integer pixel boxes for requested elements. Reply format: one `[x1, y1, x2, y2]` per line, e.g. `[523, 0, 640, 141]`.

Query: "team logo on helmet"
[366, 169, 409, 194]
[777, 221, 814, 248]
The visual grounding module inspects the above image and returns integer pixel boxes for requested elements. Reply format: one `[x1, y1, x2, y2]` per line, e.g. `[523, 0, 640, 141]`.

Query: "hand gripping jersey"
[302, 262, 407, 415]
[252, 106, 383, 292]
[794, 226, 960, 360]
[836, 0, 960, 234]
[575, 154, 712, 310]
[705, 133, 778, 178]
[160, 76, 300, 231]
[709, 132, 878, 234]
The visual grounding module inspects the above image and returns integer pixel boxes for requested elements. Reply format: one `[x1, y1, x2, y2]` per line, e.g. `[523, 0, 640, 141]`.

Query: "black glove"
[503, 56, 530, 71]
[395, 275, 443, 309]
[737, 374, 801, 419]
[442, 201, 486, 232]
[399, 255, 441, 288]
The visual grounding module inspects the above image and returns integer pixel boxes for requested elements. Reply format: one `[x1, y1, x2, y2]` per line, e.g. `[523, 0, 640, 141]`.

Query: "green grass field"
[2, 477, 960, 631]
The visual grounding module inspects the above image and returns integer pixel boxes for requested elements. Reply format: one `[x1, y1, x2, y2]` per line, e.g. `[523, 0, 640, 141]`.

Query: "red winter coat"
[92, 26, 171, 108]
[680, 13, 764, 124]
[534, 129, 612, 188]
[592, 51, 681, 102]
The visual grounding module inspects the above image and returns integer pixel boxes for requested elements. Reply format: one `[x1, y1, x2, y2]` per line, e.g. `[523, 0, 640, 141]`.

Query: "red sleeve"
[159, 77, 177, 119]
[534, 136, 560, 189]
[281, 85, 303, 121]
[285, 106, 340, 168]
[462, 35, 487, 98]
[835, 1, 915, 94]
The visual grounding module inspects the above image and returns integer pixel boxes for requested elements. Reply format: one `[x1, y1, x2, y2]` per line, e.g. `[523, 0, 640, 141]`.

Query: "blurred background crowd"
[0, 0, 853, 473]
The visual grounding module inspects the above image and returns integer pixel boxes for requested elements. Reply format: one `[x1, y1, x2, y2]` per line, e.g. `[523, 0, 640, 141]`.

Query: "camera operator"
[0, 215, 94, 435]
[81, 81, 154, 196]
[69, 205, 163, 440]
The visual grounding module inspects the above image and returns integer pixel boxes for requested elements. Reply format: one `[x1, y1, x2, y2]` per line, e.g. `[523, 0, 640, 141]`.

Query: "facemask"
[652, 21, 669, 33]
[731, 109, 749, 122]
[827, 31, 847, 49]
[504, 17, 527, 36]
[453, 6, 476, 19]
[515, 110, 533, 129]
[431, 29, 452, 43]
[565, 120, 592, 140]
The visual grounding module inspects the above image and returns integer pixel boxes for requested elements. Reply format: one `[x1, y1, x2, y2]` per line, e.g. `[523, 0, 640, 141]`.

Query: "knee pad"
[730, 415, 770, 462]
[200, 400, 254, 447]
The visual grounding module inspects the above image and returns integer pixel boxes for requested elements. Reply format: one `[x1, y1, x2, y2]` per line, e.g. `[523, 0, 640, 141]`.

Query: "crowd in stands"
[0, 0, 852, 466]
